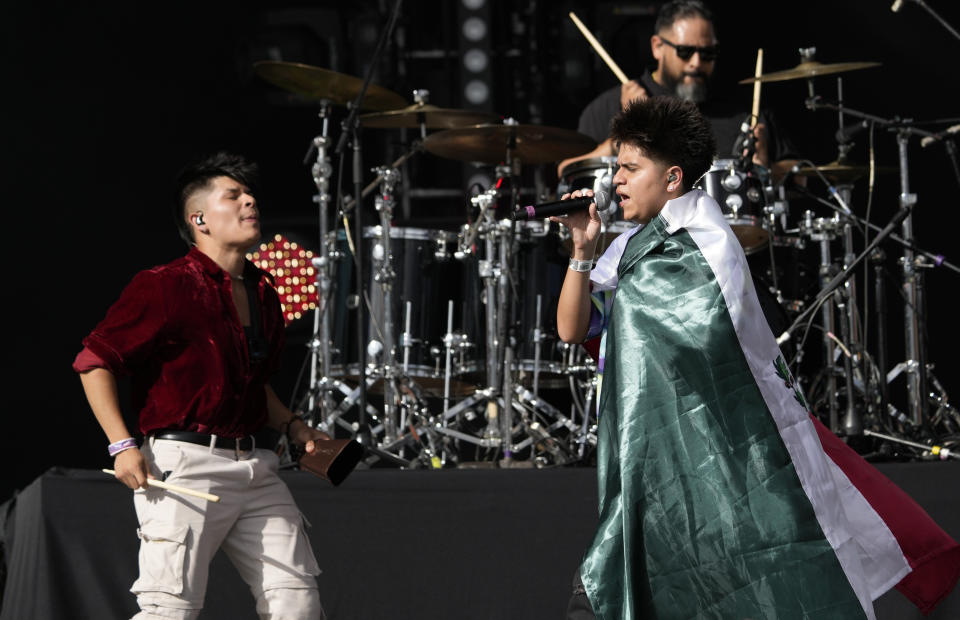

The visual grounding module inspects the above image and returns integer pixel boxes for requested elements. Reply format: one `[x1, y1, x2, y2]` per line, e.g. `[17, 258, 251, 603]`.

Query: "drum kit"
[254, 42, 959, 467]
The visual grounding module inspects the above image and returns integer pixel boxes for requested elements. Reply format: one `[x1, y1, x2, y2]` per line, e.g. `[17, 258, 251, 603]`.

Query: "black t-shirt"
[576, 69, 795, 162]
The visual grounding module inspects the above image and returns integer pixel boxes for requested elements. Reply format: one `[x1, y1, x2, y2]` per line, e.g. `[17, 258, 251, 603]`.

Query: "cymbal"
[253, 61, 407, 111]
[360, 103, 500, 129]
[794, 159, 896, 182]
[739, 60, 880, 84]
[423, 123, 596, 164]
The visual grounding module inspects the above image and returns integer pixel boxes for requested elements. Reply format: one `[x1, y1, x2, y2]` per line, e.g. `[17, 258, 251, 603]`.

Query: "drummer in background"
[558, 0, 795, 178]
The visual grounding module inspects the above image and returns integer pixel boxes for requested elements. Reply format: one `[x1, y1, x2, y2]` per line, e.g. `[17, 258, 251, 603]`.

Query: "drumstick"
[751, 48, 763, 128]
[102, 469, 221, 503]
[569, 12, 629, 85]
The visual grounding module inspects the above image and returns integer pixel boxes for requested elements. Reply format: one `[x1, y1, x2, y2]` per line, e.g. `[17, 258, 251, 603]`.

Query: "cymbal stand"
[480, 192, 506, 446]
[837, 184, 867, 434]
[497, 215, 516, 460]
[303, 99, 343, 433]
[894, 131, 928, 426]
[370, 166, 402, 444]
[799, 211, 842, 432]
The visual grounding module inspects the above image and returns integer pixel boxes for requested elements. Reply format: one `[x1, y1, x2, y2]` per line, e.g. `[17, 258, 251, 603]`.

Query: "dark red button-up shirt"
[79, 247, 285, 437]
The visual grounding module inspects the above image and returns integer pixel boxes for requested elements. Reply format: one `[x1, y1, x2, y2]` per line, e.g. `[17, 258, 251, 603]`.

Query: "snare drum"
[695, 159, 770, 254]
[330, 226, 476, 395]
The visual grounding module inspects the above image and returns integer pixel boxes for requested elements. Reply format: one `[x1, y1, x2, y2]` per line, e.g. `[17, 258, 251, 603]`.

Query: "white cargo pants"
[130, 437, 324, 619]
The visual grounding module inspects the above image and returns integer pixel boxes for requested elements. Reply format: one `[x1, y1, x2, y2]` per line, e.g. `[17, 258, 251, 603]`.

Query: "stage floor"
[2, 463, 958, 619]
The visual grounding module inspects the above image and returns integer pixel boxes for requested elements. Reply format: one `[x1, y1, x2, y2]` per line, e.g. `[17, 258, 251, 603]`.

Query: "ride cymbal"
[253, 60, 407, 110]
[423, 123, 596, 164]
[360, 103, 499, 129]
[739, 60, 880, 84]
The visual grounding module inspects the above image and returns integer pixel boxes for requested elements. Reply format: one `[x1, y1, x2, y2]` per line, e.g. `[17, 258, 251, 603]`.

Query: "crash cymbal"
[253, 61, 407, 111]
[360, 103, 500, 129]
[794, 159, 896, 182]
[739, 60, 880, 84]
[423, 123, 596, 164]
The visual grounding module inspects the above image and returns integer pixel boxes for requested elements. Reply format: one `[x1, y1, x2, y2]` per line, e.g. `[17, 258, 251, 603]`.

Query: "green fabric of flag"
[580, 216, 866, 619]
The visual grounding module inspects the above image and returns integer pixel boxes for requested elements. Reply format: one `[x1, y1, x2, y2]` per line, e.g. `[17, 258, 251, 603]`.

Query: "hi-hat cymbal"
[253, 61, 407, 111]
[739, 60, 880, 84]
[360, 103, 500, 129]
[794, 159, 896, 182]
[423, 123, 596, 164]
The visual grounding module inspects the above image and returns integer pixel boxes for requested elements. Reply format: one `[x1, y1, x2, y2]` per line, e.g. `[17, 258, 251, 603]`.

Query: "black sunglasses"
[659, 36, 719, 62]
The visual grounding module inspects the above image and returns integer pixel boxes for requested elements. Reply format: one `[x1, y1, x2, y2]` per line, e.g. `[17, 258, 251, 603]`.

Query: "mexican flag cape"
[580, 190, 960, 619]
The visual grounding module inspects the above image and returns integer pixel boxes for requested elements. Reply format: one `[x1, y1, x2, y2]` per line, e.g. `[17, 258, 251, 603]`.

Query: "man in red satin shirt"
[75, 152, 328, 619]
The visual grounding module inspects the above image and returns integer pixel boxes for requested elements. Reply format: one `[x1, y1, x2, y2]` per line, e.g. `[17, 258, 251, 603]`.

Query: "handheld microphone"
[511, 190, 610, 220]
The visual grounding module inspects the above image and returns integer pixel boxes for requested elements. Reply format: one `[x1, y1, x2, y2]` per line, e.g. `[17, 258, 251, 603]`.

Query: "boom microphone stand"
[334, 0, 404, 449]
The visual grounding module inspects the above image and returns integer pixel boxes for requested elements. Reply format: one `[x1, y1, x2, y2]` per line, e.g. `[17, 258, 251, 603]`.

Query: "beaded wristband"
[108, 437, 137, 457]
[568, 258, 594, 272]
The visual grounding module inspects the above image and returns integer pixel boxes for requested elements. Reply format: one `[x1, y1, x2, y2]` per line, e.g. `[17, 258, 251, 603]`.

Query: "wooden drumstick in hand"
[569, 12, 629, 85]
[102, 469, 221, 503]
[751, 48, 763, 128]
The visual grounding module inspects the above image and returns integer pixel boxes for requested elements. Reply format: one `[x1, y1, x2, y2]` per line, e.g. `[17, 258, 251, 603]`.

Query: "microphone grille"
[594, 189, 610, 209]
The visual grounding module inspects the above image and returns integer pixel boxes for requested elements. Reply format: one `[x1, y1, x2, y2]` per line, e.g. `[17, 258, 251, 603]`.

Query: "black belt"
[152, 430, 255, 451]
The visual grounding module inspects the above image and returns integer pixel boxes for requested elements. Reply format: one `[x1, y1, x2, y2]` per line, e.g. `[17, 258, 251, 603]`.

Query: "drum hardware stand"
[332, 0, 403, 451]
[799, 211, 843, 432]
[531, 295, 545, 397]
[432, 190, 507, 454]
[871, 247, 891, 419]
[862, 429, 958, 461]
[495, 151, 522, 463]
[301, 99, 357, 435]
[340, 143, 424, 215]
[894, 130, 928, 427]
[561, 345, 599, 460]
[803, 99, 953, 427]
[779, 201, 916, 425]
[370, 166, 402, 445]
[306, 100, 334, 427]
[509, 384, 579, 463]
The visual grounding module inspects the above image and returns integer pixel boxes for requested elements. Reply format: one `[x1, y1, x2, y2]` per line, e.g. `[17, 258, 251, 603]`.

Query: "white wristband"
[568, 258, 594, 272]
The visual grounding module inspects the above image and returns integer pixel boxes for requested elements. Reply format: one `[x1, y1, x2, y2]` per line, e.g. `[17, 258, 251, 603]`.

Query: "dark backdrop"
[4, 0, 959, 502]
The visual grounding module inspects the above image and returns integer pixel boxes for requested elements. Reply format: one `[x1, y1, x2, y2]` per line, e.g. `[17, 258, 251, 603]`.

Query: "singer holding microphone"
[555, 97, 958, 620]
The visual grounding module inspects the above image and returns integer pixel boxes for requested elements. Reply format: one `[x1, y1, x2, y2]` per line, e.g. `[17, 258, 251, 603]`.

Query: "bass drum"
[513, 220, 570, 388]
[330, 226, 476, 396]
[696, 159, 770, 254]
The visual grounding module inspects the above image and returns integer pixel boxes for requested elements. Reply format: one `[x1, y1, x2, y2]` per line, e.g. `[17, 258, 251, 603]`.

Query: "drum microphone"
[732, 120, 756, 170]
[511, 190, 610, 220]
[835, 120, 869, 143]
